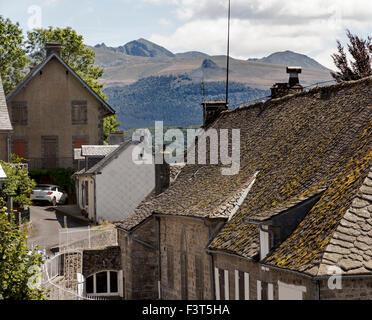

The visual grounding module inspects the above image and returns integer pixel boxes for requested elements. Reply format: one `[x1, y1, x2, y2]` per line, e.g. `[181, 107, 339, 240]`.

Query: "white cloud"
[148, 0, 372, 68]
[159, 18, 172, 26]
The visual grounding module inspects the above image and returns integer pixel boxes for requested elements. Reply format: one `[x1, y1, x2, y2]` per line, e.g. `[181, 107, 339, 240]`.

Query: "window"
[257, 281, 274, 300]
[86, 271, 121, 296]
[110, 271, 118, 293]
[96, 272, 107, 293]
[86, 275, 94, 294]
[12, 139, 27, 158]
[215, 268, 229, 300]
[71, 100, 88, 124]
[167, 247, 174, 289]
[11, 102, 27, 125]
[278, 281, 306, 300]
[195, 255, 204, 300]
[235, 270, 249, 300]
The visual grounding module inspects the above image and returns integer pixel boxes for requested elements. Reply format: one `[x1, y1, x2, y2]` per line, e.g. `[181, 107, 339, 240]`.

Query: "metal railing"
[59, 226, 118, 252]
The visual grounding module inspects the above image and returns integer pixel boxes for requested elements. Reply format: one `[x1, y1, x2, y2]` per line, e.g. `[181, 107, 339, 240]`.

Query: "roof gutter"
[259, 260, 372, 281]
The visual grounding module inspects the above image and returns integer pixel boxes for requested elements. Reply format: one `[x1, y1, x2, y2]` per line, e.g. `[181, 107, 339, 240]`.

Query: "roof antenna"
[225, 0, 231, 106]
[201, 70, 206, 102]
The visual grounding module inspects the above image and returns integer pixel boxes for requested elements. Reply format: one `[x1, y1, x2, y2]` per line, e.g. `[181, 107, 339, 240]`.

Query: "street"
[27, 205, 89, 255]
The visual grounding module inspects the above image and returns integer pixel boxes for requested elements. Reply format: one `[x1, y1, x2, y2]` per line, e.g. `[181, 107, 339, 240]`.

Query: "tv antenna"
[226, 0, 231, 105]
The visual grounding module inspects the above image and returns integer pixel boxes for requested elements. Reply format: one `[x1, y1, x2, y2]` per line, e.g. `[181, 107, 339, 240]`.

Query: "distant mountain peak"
[201, 58, 219, 69]
[121, 38, 175, 58]
[255, 50, 328, 71]
[94, 42, 107, 48]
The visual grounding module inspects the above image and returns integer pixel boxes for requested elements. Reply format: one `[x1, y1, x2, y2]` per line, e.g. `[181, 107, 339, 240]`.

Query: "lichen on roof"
[118, 77, 372, 269]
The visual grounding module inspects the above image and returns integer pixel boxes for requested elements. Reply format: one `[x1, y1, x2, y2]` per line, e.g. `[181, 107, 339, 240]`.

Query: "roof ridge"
[223, 76, 372, 116]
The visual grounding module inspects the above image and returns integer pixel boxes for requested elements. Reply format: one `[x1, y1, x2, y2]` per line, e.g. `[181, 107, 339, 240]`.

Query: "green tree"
[25, 26, 121, 140]
[0, 16, 29, 95]
[331, 30, 372, 82]
[103, 114, 121, 144]
[0, 155, 36, 209]
[0, 198, 45, 300]
[26, 26, 105, 96]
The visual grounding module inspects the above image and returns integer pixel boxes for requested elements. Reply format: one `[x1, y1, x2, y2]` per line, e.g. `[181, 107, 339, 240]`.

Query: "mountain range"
[90, 39, 333, 89]
[91, 39, 334, 129]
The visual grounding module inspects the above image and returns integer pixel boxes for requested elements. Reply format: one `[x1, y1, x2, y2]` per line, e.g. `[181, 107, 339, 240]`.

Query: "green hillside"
[104, 74, 269, 130]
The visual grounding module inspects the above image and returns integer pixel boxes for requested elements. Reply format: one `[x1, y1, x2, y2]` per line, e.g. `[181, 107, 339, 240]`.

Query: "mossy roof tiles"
[119, 77, 372, 274]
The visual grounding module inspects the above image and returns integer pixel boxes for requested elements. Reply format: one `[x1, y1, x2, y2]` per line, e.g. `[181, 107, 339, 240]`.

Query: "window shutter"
[13, 140, 26, 158]
[195, 255, 204, 300]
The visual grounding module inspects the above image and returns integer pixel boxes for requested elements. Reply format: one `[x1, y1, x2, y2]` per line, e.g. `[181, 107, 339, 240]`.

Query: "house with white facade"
[73, 141, 155, 223]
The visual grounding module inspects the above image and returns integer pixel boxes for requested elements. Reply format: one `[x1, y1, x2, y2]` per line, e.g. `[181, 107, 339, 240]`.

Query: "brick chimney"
[202, 101, 228, 127]
[287, 67, 302, 86]
[108, 131, 125, 145]
[45, 42, 62, 57]
[271, 66, 303, 99]
[155, 147, 170, 196]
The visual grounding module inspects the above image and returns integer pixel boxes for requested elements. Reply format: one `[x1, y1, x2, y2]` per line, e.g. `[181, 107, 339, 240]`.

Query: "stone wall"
[320, 278, 372, 300]
[82, 246, 121, 277]
[160, 217, 215, 300]
[118, 218, 158, 300]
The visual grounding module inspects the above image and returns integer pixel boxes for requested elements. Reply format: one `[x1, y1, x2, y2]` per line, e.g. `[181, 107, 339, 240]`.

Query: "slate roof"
[74, 148, 85, 160]
[118, 77, 372, 275]
[0, 76, 12, 132]
[75, 142, 134, 176]
[6, 53, 115, 116]
[81, 145, 119, 157]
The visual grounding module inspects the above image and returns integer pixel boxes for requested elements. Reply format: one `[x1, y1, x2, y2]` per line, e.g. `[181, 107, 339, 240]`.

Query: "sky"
[1, 0, 372, 68]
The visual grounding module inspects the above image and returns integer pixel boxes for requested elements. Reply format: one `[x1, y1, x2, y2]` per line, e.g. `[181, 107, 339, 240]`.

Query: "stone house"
[5, 43, 115, 169]
[115, 72, 372, 300]
[73, 138, 155, 223]
[0, 75, 13, 162]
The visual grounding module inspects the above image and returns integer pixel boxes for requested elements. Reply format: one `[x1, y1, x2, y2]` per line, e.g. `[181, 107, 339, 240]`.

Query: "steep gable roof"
[0, 76, 12, 132]
[6, 53, 115, 116]
[81, 145, 119, 157]
[118, 77, 372, 274]
[75, 142, 134, 176]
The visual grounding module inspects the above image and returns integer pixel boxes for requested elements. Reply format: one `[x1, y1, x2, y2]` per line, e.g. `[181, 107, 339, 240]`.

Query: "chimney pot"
[271, 66, 303, 99]
[155, 148, 170, 196]
[45, 42, 62, 57]
[287, 66, 302, 86]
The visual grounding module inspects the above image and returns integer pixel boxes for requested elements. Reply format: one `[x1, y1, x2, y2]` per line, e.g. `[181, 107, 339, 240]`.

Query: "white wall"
[76, 176, 95, 221]
[96, 145, 155, 222]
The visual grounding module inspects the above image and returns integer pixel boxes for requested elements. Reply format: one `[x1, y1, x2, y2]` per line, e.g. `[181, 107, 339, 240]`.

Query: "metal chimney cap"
[287, 66, 302, 74]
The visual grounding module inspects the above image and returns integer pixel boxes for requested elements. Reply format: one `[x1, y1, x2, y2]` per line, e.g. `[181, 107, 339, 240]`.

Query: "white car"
[31, 184, 68, 206]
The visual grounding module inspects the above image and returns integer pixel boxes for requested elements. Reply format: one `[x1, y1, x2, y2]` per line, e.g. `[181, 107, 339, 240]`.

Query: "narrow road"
[27, 205, 89, 255]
